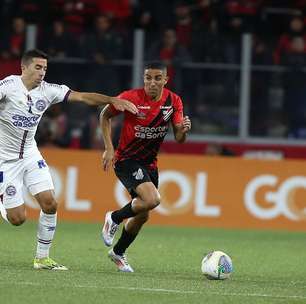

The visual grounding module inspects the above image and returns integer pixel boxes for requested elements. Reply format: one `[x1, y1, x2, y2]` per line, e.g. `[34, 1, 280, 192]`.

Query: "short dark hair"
[21, 49, 48, 65]
[144, 61, 167, 72]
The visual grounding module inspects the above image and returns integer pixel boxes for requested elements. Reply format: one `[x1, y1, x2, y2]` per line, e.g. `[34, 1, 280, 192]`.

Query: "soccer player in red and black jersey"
[100, 62, 191, 272]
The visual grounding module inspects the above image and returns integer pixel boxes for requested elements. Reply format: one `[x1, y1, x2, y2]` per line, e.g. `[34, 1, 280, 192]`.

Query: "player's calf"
[125, 211, 149, 234]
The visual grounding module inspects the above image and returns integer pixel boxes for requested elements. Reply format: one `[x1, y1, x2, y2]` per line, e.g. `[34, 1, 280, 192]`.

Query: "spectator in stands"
[133, 0, 177, 31]
[193, 0, 219, 28]
[147, 28, 191, 92]
[15, 0, 46, 24]
[40, 19, 80, 92]
[0, 0, 18, 31]
[95, 0, 131, 30]
[82, 14, 123, 93]
[0, 16, 26, 60]
[132, 2, 159, 48]
[49, 0, 97, 36]
[60, 13, 124, 148]
[189, 17, 226, 116]
[249, 36, 274, 136]
[220, 0, 262, 33]
[36, 105, 68, 148]
[274, 16, 306, 64]
[173, 1, 194, 49]
[281, 36, 306, 137]
[42, 19, 79, 58]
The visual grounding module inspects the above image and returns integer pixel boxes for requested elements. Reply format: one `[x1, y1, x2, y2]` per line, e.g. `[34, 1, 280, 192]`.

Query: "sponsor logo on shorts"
[133, 168, 144, 180]
[35, 99, 47, 111]
[6, 185, 16, 196]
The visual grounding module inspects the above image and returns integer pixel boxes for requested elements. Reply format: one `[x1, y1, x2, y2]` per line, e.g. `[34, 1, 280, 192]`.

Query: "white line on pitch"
[0, 281, 305, 300]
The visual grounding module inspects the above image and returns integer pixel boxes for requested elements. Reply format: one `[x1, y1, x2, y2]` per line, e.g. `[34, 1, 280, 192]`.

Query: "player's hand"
[182, 116, 191, 133]
[111, 98, 138, 114]
[102, 149, 114, 171]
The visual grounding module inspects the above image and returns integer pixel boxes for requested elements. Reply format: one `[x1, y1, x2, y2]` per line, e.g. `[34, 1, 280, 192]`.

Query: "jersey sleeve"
[0, 84, 5, 101]
[46, 83, 71, 105]
[172, 95, 184, 125]
[0, 78, 12, 101]
[108, 91, 131, 115]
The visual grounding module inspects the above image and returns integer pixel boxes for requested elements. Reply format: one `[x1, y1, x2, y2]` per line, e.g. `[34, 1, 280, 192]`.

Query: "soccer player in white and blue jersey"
[0, 49, 138, 270]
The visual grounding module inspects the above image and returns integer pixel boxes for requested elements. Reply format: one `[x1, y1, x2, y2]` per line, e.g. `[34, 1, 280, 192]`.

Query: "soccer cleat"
[102, 211, 119, 247]
[108, 249, 134, 273]
[33, 257, 68, 270]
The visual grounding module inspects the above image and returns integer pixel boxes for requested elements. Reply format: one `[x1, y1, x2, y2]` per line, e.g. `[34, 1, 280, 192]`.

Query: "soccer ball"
[201, 250, 233, 280]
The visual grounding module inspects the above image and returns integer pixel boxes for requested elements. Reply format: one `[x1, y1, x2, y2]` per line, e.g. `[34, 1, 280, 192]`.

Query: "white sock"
[0, 196, 8, 222]
[36, 211, 57, 259]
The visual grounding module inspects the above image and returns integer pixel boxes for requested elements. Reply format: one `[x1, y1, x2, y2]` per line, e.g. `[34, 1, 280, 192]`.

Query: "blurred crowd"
[1, 0, 306, 149]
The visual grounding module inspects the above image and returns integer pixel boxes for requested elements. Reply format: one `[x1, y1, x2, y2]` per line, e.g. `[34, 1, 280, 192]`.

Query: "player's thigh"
[135, 168, 160, 203]
[114, 160, 153, 197]
[148, 168, 159, 189]
[24, 153, 54, 197]
[0, 159, 26, 211]
[125, 211, 149, 233]
[24, 154, 56, 212]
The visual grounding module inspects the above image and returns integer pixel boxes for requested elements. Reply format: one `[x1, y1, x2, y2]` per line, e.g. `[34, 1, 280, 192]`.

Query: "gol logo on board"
[244, 175, 306, 221]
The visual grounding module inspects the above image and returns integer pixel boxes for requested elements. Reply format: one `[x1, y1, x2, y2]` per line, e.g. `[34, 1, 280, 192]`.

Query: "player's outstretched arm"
[172, 116, 191, 143]
[68, 91, 138, 114]
[99, 105, 116, 171]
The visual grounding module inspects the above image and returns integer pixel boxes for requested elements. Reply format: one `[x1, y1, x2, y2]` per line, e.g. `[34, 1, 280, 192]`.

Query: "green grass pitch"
[0, 221, 306, 304]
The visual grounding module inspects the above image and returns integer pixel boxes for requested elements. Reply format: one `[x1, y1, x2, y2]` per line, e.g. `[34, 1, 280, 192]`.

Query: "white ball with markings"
[201, 251, 233, 280]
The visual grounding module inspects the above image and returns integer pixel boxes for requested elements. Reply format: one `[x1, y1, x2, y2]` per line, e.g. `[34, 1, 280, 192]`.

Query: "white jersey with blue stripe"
[0, 75, 70, 160]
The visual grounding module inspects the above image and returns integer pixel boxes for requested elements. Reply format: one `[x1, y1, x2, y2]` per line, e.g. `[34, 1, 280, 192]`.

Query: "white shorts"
[0, 151, 54, 209]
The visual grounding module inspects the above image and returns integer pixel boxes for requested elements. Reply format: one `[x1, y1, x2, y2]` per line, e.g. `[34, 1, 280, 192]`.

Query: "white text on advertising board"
[244, 175, 306, 221]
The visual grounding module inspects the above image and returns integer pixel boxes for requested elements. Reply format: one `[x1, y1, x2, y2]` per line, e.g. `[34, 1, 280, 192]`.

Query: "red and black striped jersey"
[109, 88, 184, 169]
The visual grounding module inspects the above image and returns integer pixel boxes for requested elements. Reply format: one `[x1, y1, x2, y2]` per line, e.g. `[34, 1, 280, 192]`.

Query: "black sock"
[113, 228, 138, 256]
[111, 202, 137, 224]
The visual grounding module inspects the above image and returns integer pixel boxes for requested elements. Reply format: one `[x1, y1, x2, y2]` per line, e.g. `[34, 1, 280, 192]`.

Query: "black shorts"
[114, 159, 159, 198]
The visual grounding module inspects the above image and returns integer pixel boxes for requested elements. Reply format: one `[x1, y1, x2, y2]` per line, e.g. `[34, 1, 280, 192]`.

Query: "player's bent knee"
[146, 196, 160, 210]
[151, 199, 160, 209]
[9, 214, 26, 226]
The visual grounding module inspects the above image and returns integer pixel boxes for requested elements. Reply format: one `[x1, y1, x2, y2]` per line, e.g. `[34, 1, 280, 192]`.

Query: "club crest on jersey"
[6, 185, 16, 196]
[35, 99, 47, 111]
[162, 108, 173, 121]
